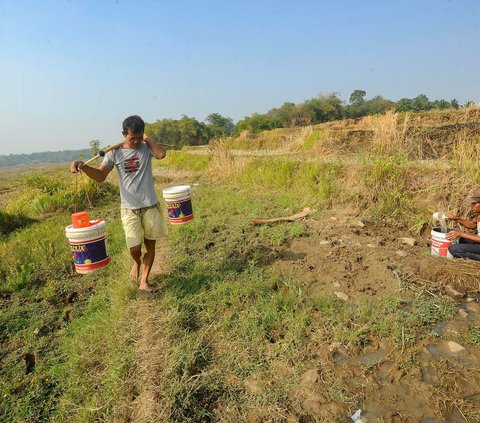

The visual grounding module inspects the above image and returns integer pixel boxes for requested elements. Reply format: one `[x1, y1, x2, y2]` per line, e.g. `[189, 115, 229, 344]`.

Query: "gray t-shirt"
[102, 142, 158, 209]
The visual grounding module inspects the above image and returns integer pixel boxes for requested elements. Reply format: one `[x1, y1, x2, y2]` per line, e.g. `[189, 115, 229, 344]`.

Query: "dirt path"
[132, 237, 171, 423]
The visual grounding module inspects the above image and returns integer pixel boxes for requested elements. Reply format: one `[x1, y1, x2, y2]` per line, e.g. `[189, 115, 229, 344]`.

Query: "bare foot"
[130, 263, 140, 281]
[139, 283, 158, 293]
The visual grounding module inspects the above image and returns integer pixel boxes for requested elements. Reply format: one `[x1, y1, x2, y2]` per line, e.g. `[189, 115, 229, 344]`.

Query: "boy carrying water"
[446, 188, 480, 261]
[70, 115, 166, 291]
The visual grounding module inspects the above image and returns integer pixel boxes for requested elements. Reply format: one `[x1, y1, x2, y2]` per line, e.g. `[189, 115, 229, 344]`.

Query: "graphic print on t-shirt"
[124, 154, 140, 173]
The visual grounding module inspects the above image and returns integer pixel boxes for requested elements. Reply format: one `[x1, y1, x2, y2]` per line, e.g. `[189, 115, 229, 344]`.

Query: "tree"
[234, 113, 281, 134]
[397, 98, 414, 112]
[205, 113, 235, 137]
[146, 116, 212, 149]
[267, 102, 312, 127]
[412, 94, 431, 112]
[305, 94, 344, 124]
[451, 99, 460, 109]
[267, 102, 295, 127]
[89, 140, 100, 156]
[349, 90, 366, 105]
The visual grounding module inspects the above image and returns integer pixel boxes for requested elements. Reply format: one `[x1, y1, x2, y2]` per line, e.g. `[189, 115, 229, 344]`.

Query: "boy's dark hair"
[122, 115, 145, 134]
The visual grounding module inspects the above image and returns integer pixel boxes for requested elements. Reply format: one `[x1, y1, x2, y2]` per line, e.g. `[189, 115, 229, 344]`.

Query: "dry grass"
[361, 110, 411, 156]
[205, 138, 251, 182]
[279, 125, 313, 152]
[452, 127, 480, 184]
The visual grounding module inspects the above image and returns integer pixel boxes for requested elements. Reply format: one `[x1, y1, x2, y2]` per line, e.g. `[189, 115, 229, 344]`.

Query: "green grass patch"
[361, 156, 417, 222]
[237, 158, 343, 210]
[154, 150, 211, 172]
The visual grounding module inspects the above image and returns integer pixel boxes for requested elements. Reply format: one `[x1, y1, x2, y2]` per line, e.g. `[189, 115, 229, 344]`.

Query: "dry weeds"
[206, 138, 251, 182]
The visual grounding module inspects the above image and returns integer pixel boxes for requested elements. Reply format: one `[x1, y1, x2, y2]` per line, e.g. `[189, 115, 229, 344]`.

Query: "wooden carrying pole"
[82, 141, 175, 166]
[82, 141, 124, 166]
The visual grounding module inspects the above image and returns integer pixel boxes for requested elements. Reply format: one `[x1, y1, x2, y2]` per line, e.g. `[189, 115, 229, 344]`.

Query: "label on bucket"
[166, 197, 194, 224]
[70, 236, 110, 272]
[66, 221, 110, 273]
[431, 237, 452, 257]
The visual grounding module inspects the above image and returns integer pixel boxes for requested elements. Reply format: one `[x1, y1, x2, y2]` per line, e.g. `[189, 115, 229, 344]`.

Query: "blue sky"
[1, 0, 479, 155]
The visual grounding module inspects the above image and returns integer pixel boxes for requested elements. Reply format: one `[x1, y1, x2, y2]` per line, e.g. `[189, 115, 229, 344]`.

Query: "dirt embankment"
[263, 212, 480, 421]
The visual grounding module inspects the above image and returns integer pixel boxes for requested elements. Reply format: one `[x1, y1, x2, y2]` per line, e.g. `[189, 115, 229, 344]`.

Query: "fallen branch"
[250, 207, 311, 226]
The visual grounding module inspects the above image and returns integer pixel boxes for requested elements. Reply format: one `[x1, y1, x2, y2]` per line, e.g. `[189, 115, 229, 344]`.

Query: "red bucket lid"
[71, 211, 91, 228]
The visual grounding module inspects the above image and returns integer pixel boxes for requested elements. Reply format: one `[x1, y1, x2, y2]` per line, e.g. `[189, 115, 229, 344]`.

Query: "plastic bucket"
[431, 228, 453, 258]
[65, 219, 111, 273]
[162, 185, 194, 225]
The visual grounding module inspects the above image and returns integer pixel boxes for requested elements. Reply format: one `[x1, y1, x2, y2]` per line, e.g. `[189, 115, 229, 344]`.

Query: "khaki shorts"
[121, 203, 165, 248]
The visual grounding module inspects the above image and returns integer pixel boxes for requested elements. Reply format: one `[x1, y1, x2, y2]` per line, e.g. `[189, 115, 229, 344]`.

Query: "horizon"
[2, 0, 479, 155]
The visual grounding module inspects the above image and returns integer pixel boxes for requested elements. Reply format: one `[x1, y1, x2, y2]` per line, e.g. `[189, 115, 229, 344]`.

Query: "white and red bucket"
[162, 185, 194, 225]
[431, 228, 453, 258]
[65, 212, 111, 273]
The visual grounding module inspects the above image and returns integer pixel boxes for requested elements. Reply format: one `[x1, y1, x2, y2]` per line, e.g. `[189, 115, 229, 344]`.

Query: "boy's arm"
[70, 161, 112, 182]
[143, 134, 166, 159]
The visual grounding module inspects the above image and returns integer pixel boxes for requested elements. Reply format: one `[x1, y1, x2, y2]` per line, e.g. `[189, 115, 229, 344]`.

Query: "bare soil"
[264, 211, 480, 422]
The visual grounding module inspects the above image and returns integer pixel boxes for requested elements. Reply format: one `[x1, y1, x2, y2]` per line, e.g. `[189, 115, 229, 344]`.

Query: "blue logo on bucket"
[167, 198, 193, 220]
[71, 238, 108, 265]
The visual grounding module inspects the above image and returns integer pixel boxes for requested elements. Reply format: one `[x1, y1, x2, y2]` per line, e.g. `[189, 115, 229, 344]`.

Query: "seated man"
[447, 189, 480, 261]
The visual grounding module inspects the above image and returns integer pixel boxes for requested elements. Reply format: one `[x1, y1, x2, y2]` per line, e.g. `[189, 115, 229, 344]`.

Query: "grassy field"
[1, 109, 480, 422]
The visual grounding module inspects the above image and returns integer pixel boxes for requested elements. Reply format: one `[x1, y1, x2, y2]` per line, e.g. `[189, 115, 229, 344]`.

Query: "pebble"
[444, 341, 465, 354]
[335, 291, 350, 301]
[400, 237, 417, 246]
[445, 282, 467, 300]
[396, 250, 407, 257]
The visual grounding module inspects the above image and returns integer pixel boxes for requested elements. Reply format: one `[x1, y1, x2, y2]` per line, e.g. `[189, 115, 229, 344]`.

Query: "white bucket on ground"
[431, 227, 453, 258]
[65, 220, 111, 273]
[162, 185, 194, 225]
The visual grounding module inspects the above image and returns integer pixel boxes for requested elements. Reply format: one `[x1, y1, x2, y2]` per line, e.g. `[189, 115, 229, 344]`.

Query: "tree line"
[146, 91, 472, 148]
[0, 149, 90, 168]
[0, 91, 475, 166]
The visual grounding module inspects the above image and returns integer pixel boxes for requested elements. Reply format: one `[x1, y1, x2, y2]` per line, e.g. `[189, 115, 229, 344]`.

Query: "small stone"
[466, 297, 475, 303]
[396, 250, 407, 257]
[444, 341, 465, 354]
[333, 282, 341, 289]
[366, 243, 376, 248]
[465, 302, 480, 313]
[319, 240, 331, 246]
[400, 237, 417, 247]
[445, 282, 467, 300]
[335, 291, 350, 301]
[354, 220, 366, 228]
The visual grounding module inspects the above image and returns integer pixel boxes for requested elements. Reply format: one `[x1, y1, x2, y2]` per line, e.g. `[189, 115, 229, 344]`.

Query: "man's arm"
[70, 161, 112, 182]
[447, 214, 478, 230]
[143, 134, 166, 159]
[446, 230, 480, 243]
